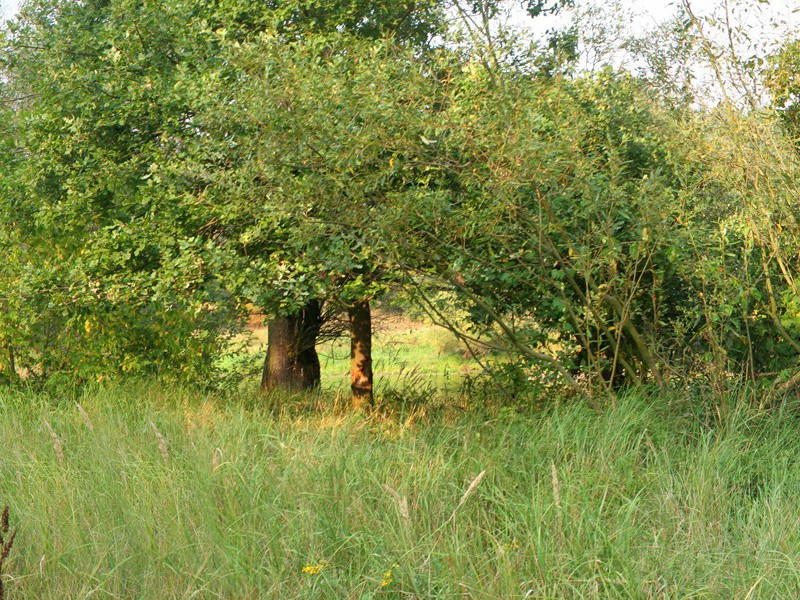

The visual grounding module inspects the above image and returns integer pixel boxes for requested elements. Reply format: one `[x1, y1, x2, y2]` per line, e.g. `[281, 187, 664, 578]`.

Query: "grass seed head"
[43, 420, 65, 464]
[149, 419, 170, 464]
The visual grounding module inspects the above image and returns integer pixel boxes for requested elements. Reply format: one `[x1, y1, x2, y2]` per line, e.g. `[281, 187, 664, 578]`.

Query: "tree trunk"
[261, 299, 322, 392]
[7, 345, 15, 382]
[348, 300, 373, 410]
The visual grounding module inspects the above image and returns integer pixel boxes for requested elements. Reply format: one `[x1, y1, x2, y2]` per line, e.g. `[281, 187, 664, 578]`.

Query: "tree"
[217, 0, 445, 395]
[180, 32, 451, 405]
[0, 0, 448, 396]
[0, 1, 240, 385]
[370, 57, 800, 397]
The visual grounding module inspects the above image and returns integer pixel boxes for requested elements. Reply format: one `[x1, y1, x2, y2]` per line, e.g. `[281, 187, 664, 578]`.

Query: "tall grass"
[2, 382, 800, 597]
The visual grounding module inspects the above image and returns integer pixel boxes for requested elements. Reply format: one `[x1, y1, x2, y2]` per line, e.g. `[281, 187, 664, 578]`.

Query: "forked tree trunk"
[261, 300, 322, 392]
[348, 300, 373, 410]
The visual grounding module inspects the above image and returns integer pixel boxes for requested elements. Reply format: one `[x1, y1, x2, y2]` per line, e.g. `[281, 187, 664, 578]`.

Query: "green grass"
[317, 323, 474, 395]
[4, 383, 800, 597]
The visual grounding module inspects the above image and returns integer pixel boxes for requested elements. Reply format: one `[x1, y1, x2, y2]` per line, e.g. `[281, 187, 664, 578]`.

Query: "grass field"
[4, 380, 800, 598]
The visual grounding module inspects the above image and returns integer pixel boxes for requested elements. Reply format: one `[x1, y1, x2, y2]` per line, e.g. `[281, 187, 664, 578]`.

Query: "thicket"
[2, 0, 800, 404]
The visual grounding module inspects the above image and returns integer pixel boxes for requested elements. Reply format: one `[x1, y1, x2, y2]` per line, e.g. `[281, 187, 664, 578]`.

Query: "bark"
[6, 345, 15, 382]
[348, 300, 373, 410]
[261, 299, 322, 392]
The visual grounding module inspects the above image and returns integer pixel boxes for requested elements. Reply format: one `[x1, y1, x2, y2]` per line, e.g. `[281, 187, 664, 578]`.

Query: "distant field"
[3, 383, 800, 597]
[246, 310, 478, 395]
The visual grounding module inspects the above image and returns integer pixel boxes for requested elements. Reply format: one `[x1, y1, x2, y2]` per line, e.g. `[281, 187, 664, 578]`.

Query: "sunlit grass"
[317, 324, 475, 395]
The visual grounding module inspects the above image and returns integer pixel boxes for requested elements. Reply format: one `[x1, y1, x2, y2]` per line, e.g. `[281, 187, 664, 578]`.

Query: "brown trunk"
[348, 300, 373, 410]
[261, 300, 322, 392]
[7, 346, 15, 381]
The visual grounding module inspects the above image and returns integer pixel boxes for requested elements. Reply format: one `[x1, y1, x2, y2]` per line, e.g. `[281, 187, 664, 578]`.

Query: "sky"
[0, 0, 796, 24]
[2, 0, 798, 30]
[1, 0, 17, 20]
[1, 0, 798, 50]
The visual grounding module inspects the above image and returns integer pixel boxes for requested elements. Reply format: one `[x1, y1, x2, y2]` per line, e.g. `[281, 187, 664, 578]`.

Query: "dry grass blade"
[211, 447, 222, 472]
[456, 470, 486, 511]
[149, 419, 170, 465]
[551, 461, 565, 544]
[420, 469, 488, 570]
[75, 402, 94, 432]
[448, 470, 486, 523]
[551, 462, 561, 512]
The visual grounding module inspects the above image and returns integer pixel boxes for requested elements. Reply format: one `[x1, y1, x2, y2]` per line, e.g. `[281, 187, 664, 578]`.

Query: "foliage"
[374, 64, 800, 393]
[766, 38, 800, 136]
[3, 0, 800, 399]
[0, 0, 447, 385]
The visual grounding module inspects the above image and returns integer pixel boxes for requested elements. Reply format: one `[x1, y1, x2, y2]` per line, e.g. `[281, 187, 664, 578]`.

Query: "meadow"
[4, 368, 800, 597]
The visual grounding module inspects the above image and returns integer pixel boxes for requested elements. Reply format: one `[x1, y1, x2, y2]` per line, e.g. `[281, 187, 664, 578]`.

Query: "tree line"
[3, 0, 800, 405]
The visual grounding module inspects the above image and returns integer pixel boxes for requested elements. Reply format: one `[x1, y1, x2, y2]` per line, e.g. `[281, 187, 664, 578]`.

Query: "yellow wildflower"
[381, 564, 400, 587]
[301, 561, 327, 575]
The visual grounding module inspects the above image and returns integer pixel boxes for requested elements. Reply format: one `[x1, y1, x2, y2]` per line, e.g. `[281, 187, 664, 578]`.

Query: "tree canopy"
[3, 0, 800, 402]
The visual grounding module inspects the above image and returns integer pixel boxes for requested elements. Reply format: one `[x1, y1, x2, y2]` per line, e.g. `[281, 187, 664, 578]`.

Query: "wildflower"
[381, 564, 400, 587]
[301, 561, 327, 575]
